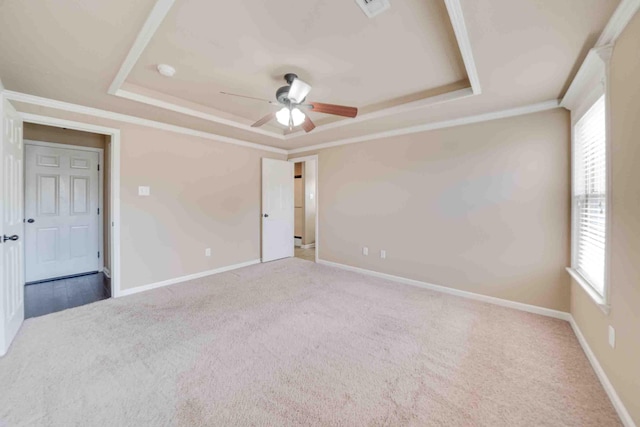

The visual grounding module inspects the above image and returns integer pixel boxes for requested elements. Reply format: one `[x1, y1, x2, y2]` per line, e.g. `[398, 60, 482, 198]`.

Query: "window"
[571, 95, 607, 298]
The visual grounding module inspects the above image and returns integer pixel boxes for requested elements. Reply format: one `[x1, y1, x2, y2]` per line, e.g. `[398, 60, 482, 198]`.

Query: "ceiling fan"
[220, 73, 358, 133]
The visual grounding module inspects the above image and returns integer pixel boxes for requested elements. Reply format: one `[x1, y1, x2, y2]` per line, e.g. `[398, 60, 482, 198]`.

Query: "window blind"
[573, 95, 606, 295]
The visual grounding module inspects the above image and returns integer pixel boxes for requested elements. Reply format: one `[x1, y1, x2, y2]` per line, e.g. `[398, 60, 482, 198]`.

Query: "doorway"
[1, 104, 121, 355]
[23, 124, 110, 317]
[290, 156, 318, 263]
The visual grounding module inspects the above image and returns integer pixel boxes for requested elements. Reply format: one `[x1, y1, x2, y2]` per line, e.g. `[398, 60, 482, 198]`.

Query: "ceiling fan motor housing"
[276, 86, 291, 105]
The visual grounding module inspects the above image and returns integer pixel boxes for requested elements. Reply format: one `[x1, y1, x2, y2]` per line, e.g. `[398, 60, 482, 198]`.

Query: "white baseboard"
[317, 259, 571, 321]
[117, 259, 261, 297]
[569, 318, 636, 427]
[102, 267, 111, 278]
[301, 243, 316, 249]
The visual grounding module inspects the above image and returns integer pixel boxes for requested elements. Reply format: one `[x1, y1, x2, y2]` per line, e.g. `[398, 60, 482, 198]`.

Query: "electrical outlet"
[138, 186, 150, 196]
[608, 325, 615, 348]
[380, 250, 386, 259]
[205, 248, 211, 257]
[362, 247, 368, 256]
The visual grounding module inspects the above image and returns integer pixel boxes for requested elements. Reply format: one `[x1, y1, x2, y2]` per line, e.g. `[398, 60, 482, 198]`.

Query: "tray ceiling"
[123, 0, 469, 132]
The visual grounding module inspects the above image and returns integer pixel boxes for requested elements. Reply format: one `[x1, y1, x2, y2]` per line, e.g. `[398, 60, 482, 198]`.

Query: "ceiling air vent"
[355, 0, 391, 18]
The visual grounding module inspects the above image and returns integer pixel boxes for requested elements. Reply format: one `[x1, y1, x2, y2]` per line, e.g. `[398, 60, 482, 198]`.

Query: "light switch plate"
[608, 325, 615, 348]
[380, 250, 386, 259]
[362, 247, 368, 256]
[138, 186, 150, 196]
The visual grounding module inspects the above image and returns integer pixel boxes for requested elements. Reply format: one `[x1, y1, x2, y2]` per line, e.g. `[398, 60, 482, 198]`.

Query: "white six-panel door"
[1, 98, 24, 356]
[24, 144, 100, 283]
[262, 158, 294, 262]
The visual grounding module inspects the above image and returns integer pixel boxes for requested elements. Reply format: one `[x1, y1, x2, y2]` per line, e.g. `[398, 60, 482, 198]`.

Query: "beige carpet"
[0, 258, 620, 426]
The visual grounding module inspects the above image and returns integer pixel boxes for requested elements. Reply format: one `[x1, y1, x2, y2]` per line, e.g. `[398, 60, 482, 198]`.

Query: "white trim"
[596, 0, 640, 46]
[116, 88, 286, 139]
[288, 155, 319, 263]
[565, 46, 613, 311]
[24, 139, 105, 276]
[10, 92, 563, 157]
[566, 268, 610, 314]
[23, 139, 103, 153]
[444, 0, 481, 94]
[561, 46, 610, 112]
[301, 243, 315, 249]
[102, 267, 111, 279]
[569, 317, 637, 427]
[6, 91, 288, 155]
[317, 259, 571, 321]
[117, 259, 260, 297]
[18, 113, 123, 299]
[563, 0, 639, 108]
[288, 100, 560, 154]
[107, 0, 175, 94]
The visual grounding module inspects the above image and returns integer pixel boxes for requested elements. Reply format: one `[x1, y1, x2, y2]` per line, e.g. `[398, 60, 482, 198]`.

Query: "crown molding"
[444, 0, 481, 95]
[107, 0, 175, 95]
[116, 87, 286, 139]
[596, 0, 640, 46]
[283, 87, 474, 139]
[107, 0, 481, 141]
[4, 89, 561, 157]
[562, 0, 639, 110]
[3, 90, 288, 154]
[288, 100, 561, 154]
[561, 45, 611, 112]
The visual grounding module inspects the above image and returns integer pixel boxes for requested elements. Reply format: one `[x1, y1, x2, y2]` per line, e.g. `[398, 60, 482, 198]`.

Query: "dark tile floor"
[24, 273, 110, 319]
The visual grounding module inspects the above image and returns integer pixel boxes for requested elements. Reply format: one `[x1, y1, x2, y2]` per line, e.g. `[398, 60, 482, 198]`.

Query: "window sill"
[566, 267, 610, 315]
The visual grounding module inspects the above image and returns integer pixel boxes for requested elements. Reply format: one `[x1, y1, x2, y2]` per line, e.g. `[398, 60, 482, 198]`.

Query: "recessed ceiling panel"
[126, 0, 467, 123]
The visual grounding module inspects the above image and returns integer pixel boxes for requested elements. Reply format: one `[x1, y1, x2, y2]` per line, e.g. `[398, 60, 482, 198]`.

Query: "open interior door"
[0, 97, 24, 356]
[261, 158, 294, 262]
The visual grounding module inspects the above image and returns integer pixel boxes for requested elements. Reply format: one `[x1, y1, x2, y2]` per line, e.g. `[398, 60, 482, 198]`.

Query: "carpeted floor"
[0, 258, 620, 426]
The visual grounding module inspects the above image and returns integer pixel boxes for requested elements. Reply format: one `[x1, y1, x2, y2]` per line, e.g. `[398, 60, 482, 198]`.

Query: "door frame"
[23, 139, 104, 280]
[288, 155, 319, 263]
[20, 113, 123, 297]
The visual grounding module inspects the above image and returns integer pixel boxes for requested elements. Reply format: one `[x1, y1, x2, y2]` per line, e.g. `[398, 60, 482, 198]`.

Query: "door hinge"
[97, 208, 100, 215]
[97, 164, 100, 171]
[98, 251, 100, 258]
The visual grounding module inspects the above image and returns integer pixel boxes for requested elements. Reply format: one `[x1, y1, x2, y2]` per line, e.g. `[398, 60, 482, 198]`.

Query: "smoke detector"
[157, 64, 176, 77]
[355, 0, 391, 18]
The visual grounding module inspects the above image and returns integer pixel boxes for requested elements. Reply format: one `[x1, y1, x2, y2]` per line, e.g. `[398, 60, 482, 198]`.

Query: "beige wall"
[23, 123, 111, 272]
[118, 125, 284, 290]
[292, 108, 571, 311]
[24, 122, 106, 148]
[19, 108, 285, 292]
[571, 12, 640, 424]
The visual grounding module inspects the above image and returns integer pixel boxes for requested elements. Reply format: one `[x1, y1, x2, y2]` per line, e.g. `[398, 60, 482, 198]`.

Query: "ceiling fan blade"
[302, 116, 316, 133]
[288, 78, 312, 103]
[306, 102, 358, 118]
[251, 112, 276, 128]
[220, 91, 279, 105]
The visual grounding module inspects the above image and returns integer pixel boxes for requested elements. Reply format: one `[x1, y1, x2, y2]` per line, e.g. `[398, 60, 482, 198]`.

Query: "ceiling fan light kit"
[276, 107, 305, 127]
[222, 73, 358, 133]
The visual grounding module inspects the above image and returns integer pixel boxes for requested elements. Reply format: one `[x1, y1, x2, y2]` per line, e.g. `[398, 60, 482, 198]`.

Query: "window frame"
[565, 48, 613, 314]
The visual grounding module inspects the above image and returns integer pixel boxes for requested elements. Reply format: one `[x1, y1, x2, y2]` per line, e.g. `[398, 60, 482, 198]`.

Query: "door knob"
[3, 235, 19, 242]
[27, 219, 35, 223]
[263, 214, 269, 218]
